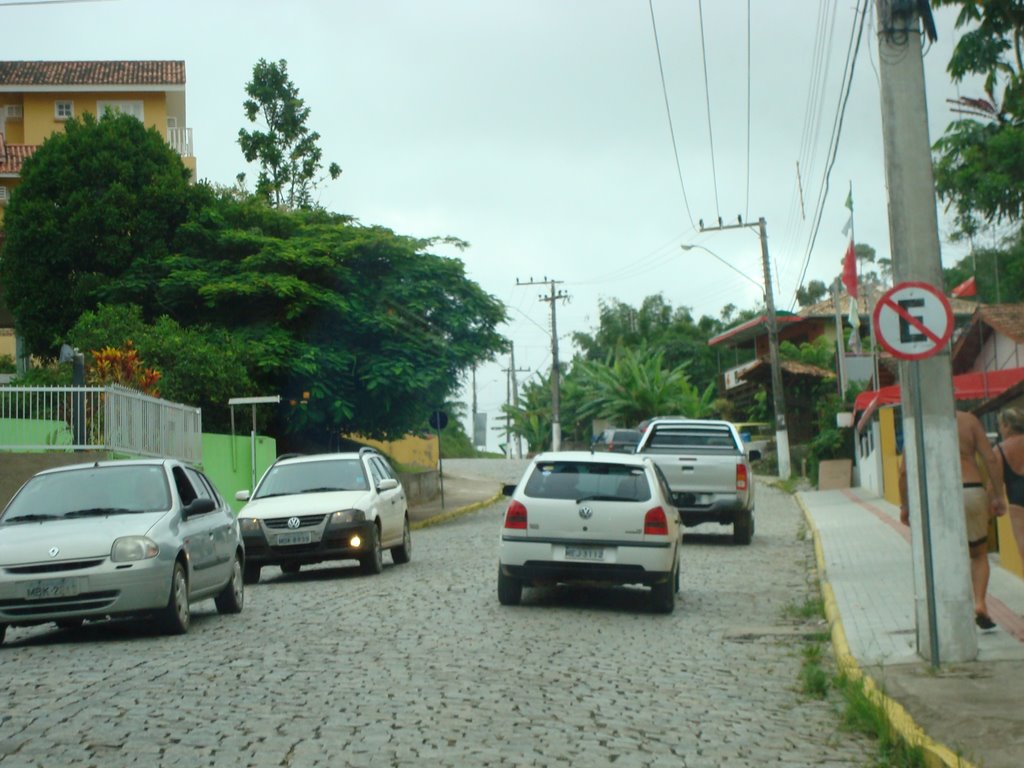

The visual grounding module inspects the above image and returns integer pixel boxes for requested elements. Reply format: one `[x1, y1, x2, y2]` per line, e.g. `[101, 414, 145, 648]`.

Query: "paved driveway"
[0, 480, 875, 767]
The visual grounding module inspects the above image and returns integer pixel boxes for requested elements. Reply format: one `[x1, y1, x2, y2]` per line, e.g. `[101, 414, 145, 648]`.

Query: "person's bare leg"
[969, 542, 990, 619]
[1009, 506, 1024, 569]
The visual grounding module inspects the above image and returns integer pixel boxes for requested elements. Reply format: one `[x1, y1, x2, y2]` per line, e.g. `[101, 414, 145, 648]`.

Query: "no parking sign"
[872, 281, 954, 361]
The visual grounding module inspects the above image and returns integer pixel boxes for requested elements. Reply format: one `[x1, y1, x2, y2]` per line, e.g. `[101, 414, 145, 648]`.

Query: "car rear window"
[647, 426, 738, 450]
[524, 461, 651, 501]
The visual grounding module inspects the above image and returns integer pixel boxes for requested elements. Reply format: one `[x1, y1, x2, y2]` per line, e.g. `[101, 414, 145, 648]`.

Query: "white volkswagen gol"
[497, 451, 682, 613]
[235, 449, 411, 583]
[0, 459, 244, 645]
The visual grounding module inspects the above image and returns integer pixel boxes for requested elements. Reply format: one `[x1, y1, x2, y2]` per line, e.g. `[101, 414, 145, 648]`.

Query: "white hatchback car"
[497, 451, 682, 613]
[235, 449, 411, 583]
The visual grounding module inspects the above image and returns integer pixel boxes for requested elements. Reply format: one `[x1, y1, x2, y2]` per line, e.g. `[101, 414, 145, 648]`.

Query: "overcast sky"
[2, 0, 981, 450]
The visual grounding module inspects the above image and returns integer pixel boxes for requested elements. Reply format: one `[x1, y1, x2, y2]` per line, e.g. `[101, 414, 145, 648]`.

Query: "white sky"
[1, 0, 983, 450]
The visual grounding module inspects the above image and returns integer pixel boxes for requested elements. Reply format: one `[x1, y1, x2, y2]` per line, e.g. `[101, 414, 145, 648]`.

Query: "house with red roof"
[0, 60, 194, 360]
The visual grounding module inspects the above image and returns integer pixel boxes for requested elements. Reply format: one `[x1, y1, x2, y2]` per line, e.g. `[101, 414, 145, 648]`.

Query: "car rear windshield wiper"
[575, 494, 631, 503]
[63, 507, 136, 518]
[2, 513, 60, 523]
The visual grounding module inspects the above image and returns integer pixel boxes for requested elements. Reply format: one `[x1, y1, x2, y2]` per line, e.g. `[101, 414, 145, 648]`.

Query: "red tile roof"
[0, 143, 37, 175]
[0, 61, 185, 87]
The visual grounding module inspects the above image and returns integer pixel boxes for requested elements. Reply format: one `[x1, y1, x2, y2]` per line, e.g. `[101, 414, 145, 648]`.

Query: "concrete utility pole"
[516, 277, 570, 451]
[505, 342, 530, 459]
[697, 218, 791, 479]
[875, 0, 975, 663]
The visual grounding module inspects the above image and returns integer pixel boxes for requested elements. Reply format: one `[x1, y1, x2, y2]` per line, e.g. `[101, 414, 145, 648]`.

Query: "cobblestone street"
[0, 475, 877, 767]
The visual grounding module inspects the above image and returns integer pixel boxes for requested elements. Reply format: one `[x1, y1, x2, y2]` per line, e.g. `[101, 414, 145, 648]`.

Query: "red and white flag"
[841, 240, 858, 299]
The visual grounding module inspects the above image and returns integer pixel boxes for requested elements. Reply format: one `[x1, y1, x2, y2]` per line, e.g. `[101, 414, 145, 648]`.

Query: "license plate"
[25, 577, 82, 601]
[276, 531, 313, 546]
[564, 545, 604, 561]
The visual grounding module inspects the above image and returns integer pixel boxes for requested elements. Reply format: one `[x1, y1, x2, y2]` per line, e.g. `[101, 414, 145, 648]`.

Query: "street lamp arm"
[680, 244, 764, 295]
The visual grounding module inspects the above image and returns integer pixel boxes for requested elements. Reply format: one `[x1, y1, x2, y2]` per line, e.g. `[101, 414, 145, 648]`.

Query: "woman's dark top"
[997, 444, 1024, 506]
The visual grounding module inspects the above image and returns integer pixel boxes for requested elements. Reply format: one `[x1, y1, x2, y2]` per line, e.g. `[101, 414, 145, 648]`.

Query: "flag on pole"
[841, 240, 858, 299]
[847, 295, 862, 353]
[845, 189, 854, 211]
[950, 275, 977, 298]
[841, 215, 853, 237]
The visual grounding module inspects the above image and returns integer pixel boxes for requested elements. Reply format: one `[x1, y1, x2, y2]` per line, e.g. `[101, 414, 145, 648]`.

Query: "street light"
[679, 244, 764, 296]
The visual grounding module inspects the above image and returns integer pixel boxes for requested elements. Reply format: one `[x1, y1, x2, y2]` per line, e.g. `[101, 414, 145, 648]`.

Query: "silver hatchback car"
[0, 459, 245, 645]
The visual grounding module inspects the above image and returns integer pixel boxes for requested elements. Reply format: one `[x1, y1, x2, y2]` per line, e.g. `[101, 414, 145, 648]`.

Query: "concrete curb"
[797, 495, 975, 768]
[410, 492, 504, 531]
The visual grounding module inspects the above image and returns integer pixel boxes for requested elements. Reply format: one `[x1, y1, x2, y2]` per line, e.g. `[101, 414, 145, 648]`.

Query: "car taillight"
[504, 500, 528, 530]
[644, 506, 669, 535]
[736, 463, 749, 491]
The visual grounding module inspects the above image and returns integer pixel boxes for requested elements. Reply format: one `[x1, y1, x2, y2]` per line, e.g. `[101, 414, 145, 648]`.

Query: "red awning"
[853, 367, 1024, 412]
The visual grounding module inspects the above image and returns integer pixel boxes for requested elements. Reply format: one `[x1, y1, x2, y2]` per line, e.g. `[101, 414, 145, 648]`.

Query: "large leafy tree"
[156, 191, 507, 441]
[572, 295, 723, 391]
[932, 1, 1024, 234]
[238, 58, 341, 210]
[0, 112, 193, 355]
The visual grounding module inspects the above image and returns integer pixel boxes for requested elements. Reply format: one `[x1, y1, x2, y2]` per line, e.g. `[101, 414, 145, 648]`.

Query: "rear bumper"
[671, 493, 751, 527]
[499, 537, 676, 586]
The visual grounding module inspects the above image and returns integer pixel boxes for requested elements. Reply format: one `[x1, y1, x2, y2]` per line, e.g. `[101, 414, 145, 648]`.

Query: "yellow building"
[0, 60, 196, 361]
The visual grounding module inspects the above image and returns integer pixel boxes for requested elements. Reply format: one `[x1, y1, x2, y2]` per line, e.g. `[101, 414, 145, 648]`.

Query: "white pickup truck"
[635, 418, 758, 545]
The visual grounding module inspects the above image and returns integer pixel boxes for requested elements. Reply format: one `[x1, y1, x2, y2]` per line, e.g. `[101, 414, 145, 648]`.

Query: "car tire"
[158, 561, 190, 635]
[391, 517, 412, 565]
[497, 566, 522, 606]
[651, 562, 677, 614]
[360, 524, 383, 575]
[733, 509, 754, 546]
[215, 553, 245, 615]
[243, 563, 261, 585]
[280, 562, 301, 575]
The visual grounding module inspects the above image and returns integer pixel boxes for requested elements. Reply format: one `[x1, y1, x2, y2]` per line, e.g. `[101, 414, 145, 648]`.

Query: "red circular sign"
[872, 281, 954, 361]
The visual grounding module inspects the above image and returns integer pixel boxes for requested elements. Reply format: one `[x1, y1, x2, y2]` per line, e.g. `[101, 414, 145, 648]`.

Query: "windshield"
[254, 458, 369, 499]
[524, 461, 651, 502]
[2, 465, 172, 523]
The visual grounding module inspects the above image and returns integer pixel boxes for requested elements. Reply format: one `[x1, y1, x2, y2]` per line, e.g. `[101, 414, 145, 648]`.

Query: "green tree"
[932, 1, 1024, 235]
[795, 279, 828, 307]
[68, 304, 256, 433]
[0, 112, 193, 356]
[568, 343, 716, 428]
[158, 191, 507, 443]
[238, 58, 341, 210]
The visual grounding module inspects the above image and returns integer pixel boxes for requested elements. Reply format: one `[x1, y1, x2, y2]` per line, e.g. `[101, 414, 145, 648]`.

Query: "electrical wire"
[790, 0, 869, 309]
[697, 0, 722, 222]
[647, 0, 696, 230]
[745, 0, 751, 222]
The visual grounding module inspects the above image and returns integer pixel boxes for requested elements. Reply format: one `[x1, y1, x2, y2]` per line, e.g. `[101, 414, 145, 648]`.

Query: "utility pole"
[516, 277, 570, 451]
[875, 0, 974, 663]
[504, 342, 530, 459]
[697, 217, 791, 479]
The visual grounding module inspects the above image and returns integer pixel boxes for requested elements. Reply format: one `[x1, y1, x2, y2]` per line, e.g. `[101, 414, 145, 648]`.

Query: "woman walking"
[995, 407, 1024, 574]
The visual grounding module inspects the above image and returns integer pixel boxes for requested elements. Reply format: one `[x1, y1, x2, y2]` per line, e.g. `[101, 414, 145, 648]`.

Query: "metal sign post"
[873, 282, 954, 668]
[228, 396, 281, 491]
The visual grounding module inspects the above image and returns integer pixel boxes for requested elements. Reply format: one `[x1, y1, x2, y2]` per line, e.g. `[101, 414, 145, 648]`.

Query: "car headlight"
[111, 536, 159, 562]
[239, 517, 263, 533]
[331, 509, 366, 524]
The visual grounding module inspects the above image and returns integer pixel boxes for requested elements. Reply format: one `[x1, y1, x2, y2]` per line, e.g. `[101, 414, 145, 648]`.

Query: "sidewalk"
[408, 474, 504, 529]
[798, 486, 1024, 768]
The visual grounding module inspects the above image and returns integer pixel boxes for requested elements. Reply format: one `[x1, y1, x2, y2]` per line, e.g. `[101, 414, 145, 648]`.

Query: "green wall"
[201, 432, 277, 514]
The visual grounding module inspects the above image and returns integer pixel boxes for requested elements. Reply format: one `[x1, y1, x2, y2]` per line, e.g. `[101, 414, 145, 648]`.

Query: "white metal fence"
[0, 385, 202, 463]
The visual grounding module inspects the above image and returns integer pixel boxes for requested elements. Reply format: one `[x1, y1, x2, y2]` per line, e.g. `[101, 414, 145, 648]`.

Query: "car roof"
[533, 450, 650, 466]
[34, 458, 175, 476]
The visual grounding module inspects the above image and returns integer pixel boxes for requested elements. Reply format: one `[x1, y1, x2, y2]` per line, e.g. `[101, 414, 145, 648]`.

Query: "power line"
[647, 0, 696, 230]
[697, 0, 722, 222]
[745, 0, 752, 221]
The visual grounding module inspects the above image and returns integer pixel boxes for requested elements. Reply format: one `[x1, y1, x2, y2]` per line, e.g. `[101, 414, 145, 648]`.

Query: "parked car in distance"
[0, 459, 244, 645]
[497, 451, 681, 613]
[731, 421, 772, 459]
[235, 448, 411, 583]
[591, 428, 642, 454]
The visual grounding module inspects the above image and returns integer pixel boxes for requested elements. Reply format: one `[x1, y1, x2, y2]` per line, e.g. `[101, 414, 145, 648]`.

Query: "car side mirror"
[378, 478, 399, 492]
[184, 497, 216, 518]
[748, 450, 762, 462]
[502, 484, 516, 496]
[235, 490, 251, 502]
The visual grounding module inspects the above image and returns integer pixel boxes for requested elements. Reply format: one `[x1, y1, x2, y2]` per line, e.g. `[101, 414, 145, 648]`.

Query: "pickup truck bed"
[636, 419, 756, 544]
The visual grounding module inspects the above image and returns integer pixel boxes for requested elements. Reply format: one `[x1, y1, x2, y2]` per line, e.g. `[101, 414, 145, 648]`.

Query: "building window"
[96, 100, 144, 122]
[55, 100, 74, 120]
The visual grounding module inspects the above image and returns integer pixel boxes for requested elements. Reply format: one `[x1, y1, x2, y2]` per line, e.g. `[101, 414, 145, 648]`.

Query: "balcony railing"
[0, 384, 202, 464]
[167, 126, 193, 158]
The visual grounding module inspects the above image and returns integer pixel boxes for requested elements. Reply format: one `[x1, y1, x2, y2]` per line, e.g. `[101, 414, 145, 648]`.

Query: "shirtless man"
[899, 410, 1006, 629]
